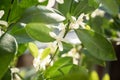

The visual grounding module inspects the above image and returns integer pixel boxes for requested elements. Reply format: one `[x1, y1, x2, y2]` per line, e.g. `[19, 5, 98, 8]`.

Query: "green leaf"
[1, 68, 11, 80]
[0, 0, 11, 20]
[82, 49, 105, 68]
[10, 23, 33, 43]
[97, 0, 119, 16]
[17, 43, 28, 56]
[58, 0, 73, 16]
[58, 65, 88, 80]
[20, 6, 65, 24]
[76, 29, 116, 61]
[28, 42, 38, 58]
[8, 0, 39, 22]
[72, 0, 99, 17]
[0, 33, 17, 79]
[41, 48, 51, 60]
[44, 57, 73, 79]
[25, 23, 54, 42]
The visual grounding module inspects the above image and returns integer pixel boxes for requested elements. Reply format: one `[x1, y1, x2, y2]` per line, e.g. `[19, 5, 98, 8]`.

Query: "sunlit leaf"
[102, 73, 110, 80]
[41, 48, 51, 60]
[89, 70, 100, 80]
[28, 42, 38, 58]
[44, 57, 73, 79]
[20, 6, 65, 24]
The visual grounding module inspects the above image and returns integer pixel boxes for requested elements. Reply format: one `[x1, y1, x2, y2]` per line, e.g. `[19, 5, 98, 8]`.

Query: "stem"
[6, 0, 14, 22]
[49, 21, 70, 64]
[49, 47, 59, 64]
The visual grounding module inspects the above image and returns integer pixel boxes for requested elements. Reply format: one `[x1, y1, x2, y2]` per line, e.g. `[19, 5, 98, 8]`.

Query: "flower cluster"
[33, 49, 52, 71]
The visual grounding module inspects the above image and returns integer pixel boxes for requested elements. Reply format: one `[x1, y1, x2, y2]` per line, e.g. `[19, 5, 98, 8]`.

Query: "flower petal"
[38, 0, 46, 2]
[58, 29, 65, 38]
[47, 0, 56, 8]
[49, 32, 57, 39]
[58, 41, 63, 51]
[0, 10, 4, 19]
[0, 20, 8, 27]
[56, 0, 64, 4]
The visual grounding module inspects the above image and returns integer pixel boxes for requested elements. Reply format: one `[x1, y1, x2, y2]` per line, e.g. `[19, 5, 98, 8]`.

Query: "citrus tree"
[0, 0, 119, 80]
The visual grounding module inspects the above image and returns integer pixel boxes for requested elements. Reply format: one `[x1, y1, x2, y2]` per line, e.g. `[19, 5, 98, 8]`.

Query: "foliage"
[0, 0, 120, 80]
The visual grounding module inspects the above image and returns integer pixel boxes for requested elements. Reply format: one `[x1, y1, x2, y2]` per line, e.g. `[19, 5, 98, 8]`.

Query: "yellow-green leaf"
[41, 48, 51, 60]
[28, 42, 38, 58]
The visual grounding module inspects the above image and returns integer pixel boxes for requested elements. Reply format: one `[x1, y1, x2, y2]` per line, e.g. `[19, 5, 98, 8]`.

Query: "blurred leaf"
[41, 48, 51, 60]
[8, 0, 39, 22]
[76, 29, 116, 61]
[58, 0, 73, 16]
[17, 43, 28, 56]
[82, 49, 105, 68]
[102, 73, 110, 80]
[0, 0, 11, 20]
[97, 0, 119, 16]
[1, 68, 11, 80]
[72, 0, 99, 17]
[25, 23, 54, 42]
[58, 65, 89, 80]
[0, 33, 17, 79]
[20, 6, 65, 24]
[88, 16, 104, 34]
[59, 42, 73, 56]
[28, 42, 38, 58]
[44, 57, 73, 79]
[10, 23, 33, 43]
[19, 0, 38, 8]
[89, 70, 100, 80]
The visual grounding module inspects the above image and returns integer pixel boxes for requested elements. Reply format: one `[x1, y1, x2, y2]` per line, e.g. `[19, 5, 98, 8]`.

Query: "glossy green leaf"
[20, 6, 65, 24]
[25, 23, 54, 42]
[97, 0, 119, 16]
[0, 33, 17, 79]
[28, 42, 38, 58]
[76, 29, 116, 61]
[41, 48, 51, 60]
[44, 57, 73, 79]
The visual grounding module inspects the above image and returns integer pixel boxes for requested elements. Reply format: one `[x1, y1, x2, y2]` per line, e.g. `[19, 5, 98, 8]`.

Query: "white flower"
[33, 49, 52, 71]
[38, 0, 46, 2]
[0, 10, 8, 27]
[11, 68, 20, 73]
[10, 68, 21, 80]
[91, 9, 105, 18]
[20, 23, 26, 27]
[49, 29, 65, 51]
[62, 48, 80, 65]
[38, 0, 64, 8]
[69, 13, 87, 29]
